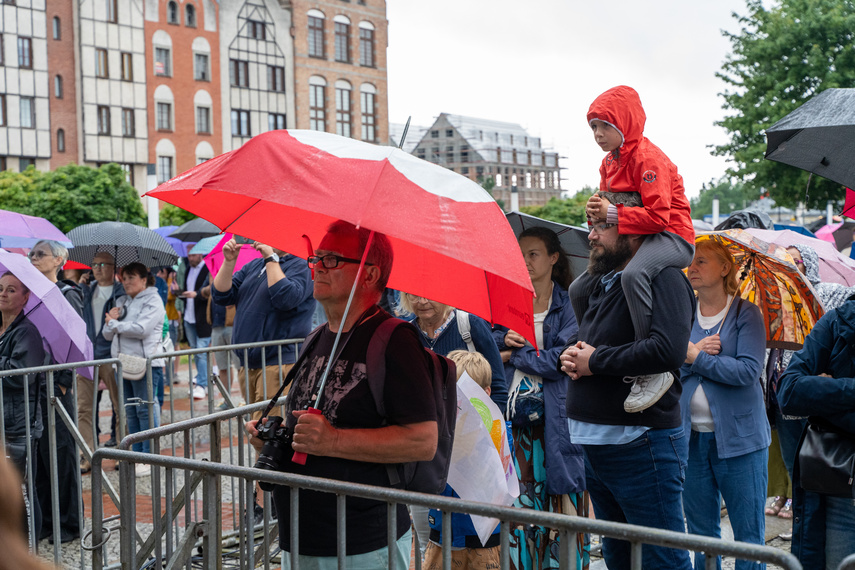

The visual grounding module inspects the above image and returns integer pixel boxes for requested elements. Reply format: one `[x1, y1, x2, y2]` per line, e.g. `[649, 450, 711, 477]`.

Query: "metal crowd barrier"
[88, 406, 804, 570]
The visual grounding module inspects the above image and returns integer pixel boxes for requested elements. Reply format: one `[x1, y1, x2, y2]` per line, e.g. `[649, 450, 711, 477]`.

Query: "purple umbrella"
[0, 209, 72, 248]
[153, 225, 192, 258]
[0, 249, 94, 378]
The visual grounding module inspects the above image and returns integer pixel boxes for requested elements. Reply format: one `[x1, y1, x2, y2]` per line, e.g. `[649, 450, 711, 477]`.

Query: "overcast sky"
[385, 0, 753, 199]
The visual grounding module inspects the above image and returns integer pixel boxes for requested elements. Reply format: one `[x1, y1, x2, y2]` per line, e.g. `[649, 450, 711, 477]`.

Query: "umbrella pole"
[292, 231, 376, 465]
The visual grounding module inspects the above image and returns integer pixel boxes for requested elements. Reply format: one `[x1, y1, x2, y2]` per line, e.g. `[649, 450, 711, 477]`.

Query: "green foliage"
[0, 163, 146, 233]
[519, 187, 596, 226]
[714, 0, 855, 208]
[478, 175, 505, 210]
[689, 177, 755, 218]
[159, 204, 198, 227]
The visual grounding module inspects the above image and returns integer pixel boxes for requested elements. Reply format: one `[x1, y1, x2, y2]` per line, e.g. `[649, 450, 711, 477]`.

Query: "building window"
[268, 113, 285, 131]
[19, 158, 35, 171]
[309, 84, 326, 131]
[335, 83, 351, 138]
[358, 24, 374, 67]
[95, 48, 108, 77]
[360, 85, 376, 143]
[268, 65, 285, 92]
[446, 146, 454, 163]
[196, 106, 210, 134]
[19, 96, 35, 128]
[57, 129, 66, 152]
[121, 108, 134, 136]
[54, 75, 63, 98]
[416, 149, 425, 160]
[18, 37, 32, 69]
[446, 129, 453, 137]
[248, 20, 266, 40]
[121, 52, 133, 81]
[231, 109, 251, 136]
[0, 157, 5, 171]
[157, 156, 173, 183]
[120, 163, 134, 185]
[229, 59, 249, 87]
[185, 4, 196, 27]
[194, 53, 209, 81]
[155, 47, 171, 76]
[156, 102, 172, 130]
[167, 1, 179, 24]
[106, 0, 117, 22]
[308, 15, 325, 58]
[430, 130, 438, 138]
[0, 34, 4, 66]
[0, 95, 5, 126]
[334, 21, 350, 63]
[461, 145, 469, 163]
[52, 17, 61, 39]
[96, 105, 110, 134]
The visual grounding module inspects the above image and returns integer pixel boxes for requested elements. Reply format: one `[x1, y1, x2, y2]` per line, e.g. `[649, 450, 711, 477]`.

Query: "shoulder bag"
[798, 417, 855, 498]
[117, 334, 147, 381]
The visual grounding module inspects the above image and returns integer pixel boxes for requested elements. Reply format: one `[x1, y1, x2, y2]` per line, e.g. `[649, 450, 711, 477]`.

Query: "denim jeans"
[184, 322, 211, 388]
[282, 529, 412, 570]
[151, 367, 164, 428]
[825, 496, 855, 570]
[582, 427, 692, 569]
[123, 377, 151, 453]
[683, 431, 768, 570]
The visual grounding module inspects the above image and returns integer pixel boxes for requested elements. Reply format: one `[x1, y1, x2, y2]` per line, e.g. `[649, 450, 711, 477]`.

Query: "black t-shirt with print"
[272, 307, 436, 557]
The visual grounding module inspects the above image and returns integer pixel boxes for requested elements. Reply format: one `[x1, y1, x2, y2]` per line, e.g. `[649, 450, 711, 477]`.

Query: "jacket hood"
[790, 243, 821, 286]
[587, 85, 646, 156]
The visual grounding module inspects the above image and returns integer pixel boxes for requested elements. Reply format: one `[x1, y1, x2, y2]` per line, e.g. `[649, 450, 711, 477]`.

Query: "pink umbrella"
[203, 233, 262, 276]
[0, 209, 71, 248]
[745, 228, 855, 286]
[814, 222, 842, 245]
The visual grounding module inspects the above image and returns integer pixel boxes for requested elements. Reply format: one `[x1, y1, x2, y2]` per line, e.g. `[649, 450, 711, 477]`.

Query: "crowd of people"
[1, 84, 854, 570]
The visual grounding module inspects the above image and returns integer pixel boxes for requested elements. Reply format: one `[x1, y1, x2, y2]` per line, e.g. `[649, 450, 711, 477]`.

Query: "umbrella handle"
[291, 407, 323, 465]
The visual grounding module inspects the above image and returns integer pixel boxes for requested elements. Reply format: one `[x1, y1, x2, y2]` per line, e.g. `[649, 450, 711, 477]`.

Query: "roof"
[389, 122, 429, 154]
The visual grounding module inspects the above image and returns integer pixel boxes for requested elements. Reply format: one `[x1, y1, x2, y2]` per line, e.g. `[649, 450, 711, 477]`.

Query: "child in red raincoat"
[571, 85, 696, 413]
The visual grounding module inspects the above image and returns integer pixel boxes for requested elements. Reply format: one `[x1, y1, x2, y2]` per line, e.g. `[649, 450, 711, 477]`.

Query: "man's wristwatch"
[264, 253, 280, 265]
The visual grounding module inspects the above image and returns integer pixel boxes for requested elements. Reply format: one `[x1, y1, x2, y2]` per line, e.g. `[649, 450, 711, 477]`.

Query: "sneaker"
[779, 530, 793, 541]
[192, 385, 207, 400]
[103, 437, 117, 448]
[135, 464, 151, 477]
[623, 372, 674, 413]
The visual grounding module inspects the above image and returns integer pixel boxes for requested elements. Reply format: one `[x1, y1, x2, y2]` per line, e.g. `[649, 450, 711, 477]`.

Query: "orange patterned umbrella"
[696, 229, 824, 350]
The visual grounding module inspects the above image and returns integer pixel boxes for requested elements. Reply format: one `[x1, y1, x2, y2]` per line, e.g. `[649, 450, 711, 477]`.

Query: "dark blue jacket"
[212, 255, 315, 368]
[778, 299, 855, 569]
[82, 281, 125, 360]
[493, 282, 584, 495]
[409, 310, 508, 413]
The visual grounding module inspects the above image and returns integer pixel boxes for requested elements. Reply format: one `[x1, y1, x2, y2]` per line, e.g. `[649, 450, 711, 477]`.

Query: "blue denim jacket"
[493, 282, 585, 494]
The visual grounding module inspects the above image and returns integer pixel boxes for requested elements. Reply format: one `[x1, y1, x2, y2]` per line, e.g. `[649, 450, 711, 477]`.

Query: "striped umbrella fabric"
[67, 221, 178, 268]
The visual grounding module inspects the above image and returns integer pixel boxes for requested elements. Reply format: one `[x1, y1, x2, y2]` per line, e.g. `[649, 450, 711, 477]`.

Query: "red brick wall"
[47, 0, 79, 166]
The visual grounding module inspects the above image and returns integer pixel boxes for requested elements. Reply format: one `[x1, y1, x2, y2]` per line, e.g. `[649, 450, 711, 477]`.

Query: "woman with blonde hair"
[680, 238, 770, 570]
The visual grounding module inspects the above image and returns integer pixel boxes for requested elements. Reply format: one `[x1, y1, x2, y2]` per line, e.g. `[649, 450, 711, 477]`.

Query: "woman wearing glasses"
[494, 226, 588, 570]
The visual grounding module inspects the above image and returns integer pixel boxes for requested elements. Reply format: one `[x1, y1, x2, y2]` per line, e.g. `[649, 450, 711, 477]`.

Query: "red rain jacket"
[587, 86, 695, 244]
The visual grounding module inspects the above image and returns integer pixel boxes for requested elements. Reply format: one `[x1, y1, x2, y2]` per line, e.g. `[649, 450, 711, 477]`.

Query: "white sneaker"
[623, 372, 674, 413]
[135, 464, 151, 477]
[192, 385, 207, 400]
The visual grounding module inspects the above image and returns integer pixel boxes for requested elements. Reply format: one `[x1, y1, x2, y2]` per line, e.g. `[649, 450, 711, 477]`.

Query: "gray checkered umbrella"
[168, 218, 220, 242]
[67, 221, 178, 268]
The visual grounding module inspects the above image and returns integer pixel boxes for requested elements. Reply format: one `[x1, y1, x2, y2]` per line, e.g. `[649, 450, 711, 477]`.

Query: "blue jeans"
[123, 377, 151, 453]
[282, 529, 412, 569]
[826, 496, 855, 570]
[684, 431, 767, 570]
[184, 322, 211, 388]
[583, 427, 692, 569]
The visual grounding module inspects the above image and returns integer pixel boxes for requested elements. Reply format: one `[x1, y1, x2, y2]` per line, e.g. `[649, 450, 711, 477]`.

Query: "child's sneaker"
[623, 372, 673, 413]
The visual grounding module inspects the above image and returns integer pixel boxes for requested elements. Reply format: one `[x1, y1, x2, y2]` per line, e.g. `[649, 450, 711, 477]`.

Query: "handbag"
[117, 334, 147, 381]
[798, 417, 855, 498]
[506, 368, 544, 427]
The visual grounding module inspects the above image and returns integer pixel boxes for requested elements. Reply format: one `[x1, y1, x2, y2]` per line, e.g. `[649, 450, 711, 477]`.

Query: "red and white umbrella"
[147, 130, 537, 346]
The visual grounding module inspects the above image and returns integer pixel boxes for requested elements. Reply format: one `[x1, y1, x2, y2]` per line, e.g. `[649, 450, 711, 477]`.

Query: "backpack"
[455, 310, 476, 353]
[366, 317, 457, 495]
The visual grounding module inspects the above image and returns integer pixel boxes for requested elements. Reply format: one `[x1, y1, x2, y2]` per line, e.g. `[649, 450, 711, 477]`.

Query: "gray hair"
[33, 240, 69, 277]
[597, 190, 643, 208]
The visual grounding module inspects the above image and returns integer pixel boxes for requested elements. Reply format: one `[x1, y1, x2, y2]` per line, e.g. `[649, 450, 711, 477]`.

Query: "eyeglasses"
[307, 254, 374, 269]
[27, 250, 53, 260]
[793, 259, 804, 265]
[587, 221, 617, 234]
[91, 262, 115, 269]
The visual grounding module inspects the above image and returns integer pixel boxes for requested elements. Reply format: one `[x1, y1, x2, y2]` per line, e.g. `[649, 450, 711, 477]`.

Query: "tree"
[478, 175, 505, 210]
[519, 187, 595, 226]
[159, 204, 197, 227]
[689, 177, 753, 218]
[714, 0, 855, 209]
[0, 163, 146, 232]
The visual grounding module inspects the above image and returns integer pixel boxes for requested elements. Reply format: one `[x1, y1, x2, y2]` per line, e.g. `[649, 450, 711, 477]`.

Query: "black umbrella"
[765, 88, 855, 189]
[67, 221, 178, 268]
[169, 218, 220, 242]
[714, 209, 774, 231]
[505, 211, 590, 279]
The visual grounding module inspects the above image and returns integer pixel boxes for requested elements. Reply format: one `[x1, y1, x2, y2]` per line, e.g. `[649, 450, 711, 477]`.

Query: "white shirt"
[184, 264, 203, 324]
[92, 284, 114, 335]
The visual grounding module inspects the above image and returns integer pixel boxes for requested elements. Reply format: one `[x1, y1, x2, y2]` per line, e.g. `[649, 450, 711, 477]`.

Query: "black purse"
[798, 417, 855, 498]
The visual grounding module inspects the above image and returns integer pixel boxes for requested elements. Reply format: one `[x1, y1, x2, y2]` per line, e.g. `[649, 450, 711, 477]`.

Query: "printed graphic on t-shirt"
[290, 354, 366, 426]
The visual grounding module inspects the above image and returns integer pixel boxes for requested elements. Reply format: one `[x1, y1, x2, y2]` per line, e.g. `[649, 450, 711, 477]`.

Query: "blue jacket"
[679, 297, 770, 459]
[83, 281, 125, 360]
[409, 309, 508, 413]
[493, 282, 585, 495]
[212, 255, 315, 368]
[778, 299, 855, 569]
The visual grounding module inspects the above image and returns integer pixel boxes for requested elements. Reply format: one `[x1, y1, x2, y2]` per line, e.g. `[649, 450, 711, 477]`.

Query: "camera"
[253, 415, 293, 490]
